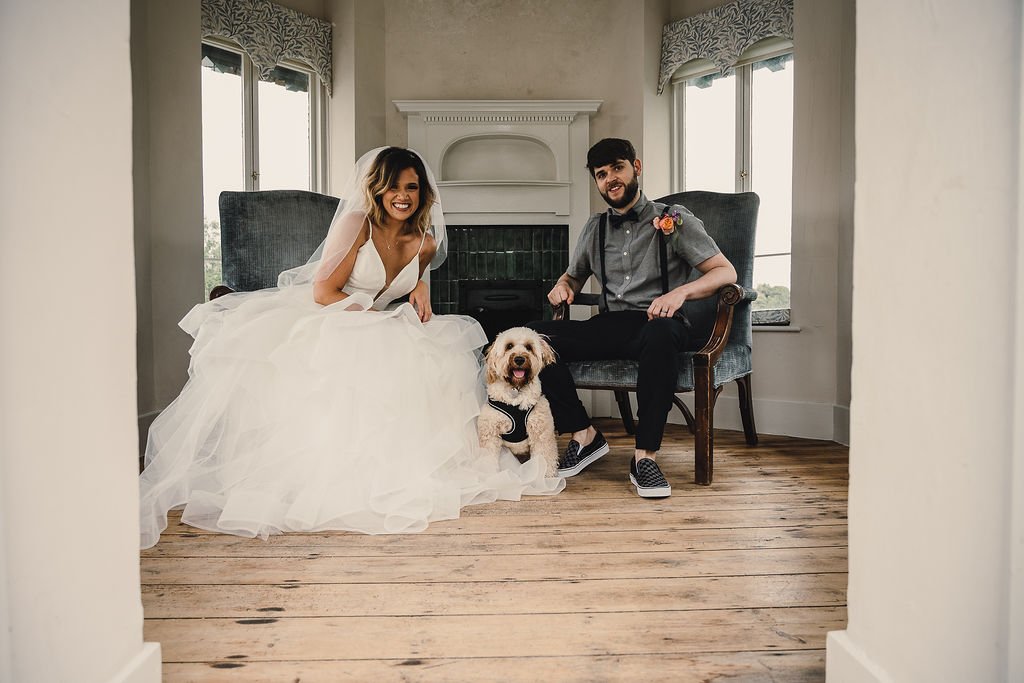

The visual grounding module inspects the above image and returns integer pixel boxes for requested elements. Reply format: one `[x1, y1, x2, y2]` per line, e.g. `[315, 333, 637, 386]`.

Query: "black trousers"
[529, 311, 691, 452]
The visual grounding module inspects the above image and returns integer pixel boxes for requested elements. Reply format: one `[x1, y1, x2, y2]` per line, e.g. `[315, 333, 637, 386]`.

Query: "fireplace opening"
[460, 279, 544, 341]
[428, 225, 568, 339]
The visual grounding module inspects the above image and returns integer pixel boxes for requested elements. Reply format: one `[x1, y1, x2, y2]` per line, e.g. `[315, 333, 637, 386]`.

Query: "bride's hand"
[409, 280, 432, 322]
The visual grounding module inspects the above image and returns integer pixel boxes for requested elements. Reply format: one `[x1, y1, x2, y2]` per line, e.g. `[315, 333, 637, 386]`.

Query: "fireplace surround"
[395, 100, 600, 323]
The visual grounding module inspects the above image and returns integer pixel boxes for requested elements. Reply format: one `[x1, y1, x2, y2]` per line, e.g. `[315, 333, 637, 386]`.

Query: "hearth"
[459, 280, 544, 341]
[430, 225, 568, 338]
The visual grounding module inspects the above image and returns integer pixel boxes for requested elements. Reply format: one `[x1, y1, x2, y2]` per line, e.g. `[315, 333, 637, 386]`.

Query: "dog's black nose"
[513, 355, 526, 366]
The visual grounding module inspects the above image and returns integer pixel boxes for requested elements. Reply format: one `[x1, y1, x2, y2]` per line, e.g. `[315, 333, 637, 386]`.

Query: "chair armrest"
[694, 283, 755, 366]
[722, 284, 758, 305]
[209, 285, 236, 300]
[551, 292, 600, 321]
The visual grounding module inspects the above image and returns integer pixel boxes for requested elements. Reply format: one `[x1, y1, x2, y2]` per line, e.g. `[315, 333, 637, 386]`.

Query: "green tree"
[752, 283, 790, 310]
[204, 218, 222, 299]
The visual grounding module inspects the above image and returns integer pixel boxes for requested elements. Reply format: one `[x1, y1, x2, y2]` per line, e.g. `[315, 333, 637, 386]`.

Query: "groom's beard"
[600, 176, 640, 209]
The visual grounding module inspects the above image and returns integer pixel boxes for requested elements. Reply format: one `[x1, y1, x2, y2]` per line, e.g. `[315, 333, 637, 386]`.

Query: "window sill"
[753, 325, 801, 333]
[752, 307, 790, 326]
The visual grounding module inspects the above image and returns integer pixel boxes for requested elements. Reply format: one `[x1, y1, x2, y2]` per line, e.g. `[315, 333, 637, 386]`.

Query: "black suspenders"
[598, 213, 610, 311]
[598, 210, 670, 312]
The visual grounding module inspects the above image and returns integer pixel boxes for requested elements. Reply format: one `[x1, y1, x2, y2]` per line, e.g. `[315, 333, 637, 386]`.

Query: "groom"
[529, 138, 737, 498]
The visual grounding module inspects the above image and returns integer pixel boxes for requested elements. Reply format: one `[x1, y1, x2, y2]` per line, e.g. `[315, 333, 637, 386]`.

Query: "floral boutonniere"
[652, 209, 684, 236]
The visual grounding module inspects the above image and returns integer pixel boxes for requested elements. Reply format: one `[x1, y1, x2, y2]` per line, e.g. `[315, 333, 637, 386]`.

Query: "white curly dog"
[477, 326, 560, 477]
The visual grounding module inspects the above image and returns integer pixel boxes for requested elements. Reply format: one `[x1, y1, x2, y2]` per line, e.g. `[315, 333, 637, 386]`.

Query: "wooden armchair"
[210, 190, 340, 300]
[553, 191, 760, 485]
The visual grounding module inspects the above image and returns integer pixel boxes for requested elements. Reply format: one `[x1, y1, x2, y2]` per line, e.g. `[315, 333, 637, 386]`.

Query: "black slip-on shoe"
[629, 457, 672, 498]
[557, 429, 610, 478]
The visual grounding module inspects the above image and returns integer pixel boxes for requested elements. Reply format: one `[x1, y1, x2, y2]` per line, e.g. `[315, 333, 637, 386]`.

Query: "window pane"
[683, 72, 736, 193]
[752, 254, 791, 310]
[750, 54, 794, 259]
[201, 43, 244, 298]
[257, 65, 311, 191]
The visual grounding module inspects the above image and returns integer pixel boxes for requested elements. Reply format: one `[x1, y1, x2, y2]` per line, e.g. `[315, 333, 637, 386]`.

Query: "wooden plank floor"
[141, 420, 848, 682]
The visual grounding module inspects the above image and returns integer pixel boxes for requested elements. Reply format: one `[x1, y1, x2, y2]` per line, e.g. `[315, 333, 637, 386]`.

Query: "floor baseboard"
[603, 393, 842, 442]
[107, 642, 161, 683]
[826, 630, 892, 683]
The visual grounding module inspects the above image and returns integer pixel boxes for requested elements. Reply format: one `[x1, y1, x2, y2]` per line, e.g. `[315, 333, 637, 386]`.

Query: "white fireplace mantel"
[394, 100, 601, 229]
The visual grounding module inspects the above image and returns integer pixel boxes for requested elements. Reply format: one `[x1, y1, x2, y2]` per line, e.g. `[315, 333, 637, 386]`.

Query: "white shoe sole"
[629, 473, 672, 498]
[556, 442, 610, 478]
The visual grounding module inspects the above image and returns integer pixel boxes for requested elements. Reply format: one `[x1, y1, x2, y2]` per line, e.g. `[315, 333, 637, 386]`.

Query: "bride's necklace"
[378, 225, 401, 251]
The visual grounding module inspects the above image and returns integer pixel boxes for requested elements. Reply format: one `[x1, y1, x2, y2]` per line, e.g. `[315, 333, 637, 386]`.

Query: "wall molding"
[141, 394, 851, 446]
[107, 642, 161, 683]
[597, 392, 843, 442]
[826, 631, 893, 683]
[138, 410, 160, 455]
[679, 395, 835, 441]
[422, 114, 576, 124]
[397, 99, 601, 247]
[833, 404, 850, 446]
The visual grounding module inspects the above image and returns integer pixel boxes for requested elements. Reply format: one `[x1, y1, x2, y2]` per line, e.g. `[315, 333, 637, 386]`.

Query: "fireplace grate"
[431, 225, 568, 320]
[459, 279, 544, 341]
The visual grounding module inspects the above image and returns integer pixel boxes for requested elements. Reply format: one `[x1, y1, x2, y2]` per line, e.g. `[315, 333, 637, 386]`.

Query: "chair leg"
[613, 390, 636, 435]
[736, 374, 758, 446]
[672, 396, 696, 434]
[693, 362, 715, 486]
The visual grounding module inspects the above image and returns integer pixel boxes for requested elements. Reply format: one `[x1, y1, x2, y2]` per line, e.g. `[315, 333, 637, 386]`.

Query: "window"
[201, 40, 328, 296]
[672, 41, 794, 324]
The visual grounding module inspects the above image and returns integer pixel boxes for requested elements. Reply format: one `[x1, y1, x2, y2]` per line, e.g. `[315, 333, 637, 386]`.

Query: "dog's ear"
[483, 342, 501, 384]
[487, 358, 503, 385]
[538, 335, 557, 366]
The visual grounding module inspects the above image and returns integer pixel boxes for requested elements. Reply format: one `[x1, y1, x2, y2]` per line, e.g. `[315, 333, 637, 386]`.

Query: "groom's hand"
[548, 279, 576, 306]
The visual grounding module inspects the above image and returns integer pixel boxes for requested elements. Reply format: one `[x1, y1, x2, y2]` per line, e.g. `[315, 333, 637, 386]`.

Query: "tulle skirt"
[139, 286, 563, 548]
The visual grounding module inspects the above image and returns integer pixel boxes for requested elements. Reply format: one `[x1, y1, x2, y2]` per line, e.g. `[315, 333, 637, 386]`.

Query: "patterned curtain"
[658, 0, 793, 95]
[202, 0, 333, 95]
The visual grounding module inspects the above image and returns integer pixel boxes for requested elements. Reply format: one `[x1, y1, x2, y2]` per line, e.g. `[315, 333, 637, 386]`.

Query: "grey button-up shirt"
[567, 194, 721, 312]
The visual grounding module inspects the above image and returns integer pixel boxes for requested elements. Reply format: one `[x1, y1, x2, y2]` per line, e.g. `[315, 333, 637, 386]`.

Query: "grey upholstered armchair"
[210, 190, 340, 299]
[553, 191, 760, 485]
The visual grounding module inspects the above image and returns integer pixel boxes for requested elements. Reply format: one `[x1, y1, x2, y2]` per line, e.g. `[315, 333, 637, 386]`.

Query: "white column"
[0, 0, 160, 680]
[827, 0, 1022, 680]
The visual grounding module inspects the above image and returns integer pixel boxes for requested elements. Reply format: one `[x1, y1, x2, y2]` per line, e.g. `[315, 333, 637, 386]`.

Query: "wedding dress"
[138, 220, 564, 549]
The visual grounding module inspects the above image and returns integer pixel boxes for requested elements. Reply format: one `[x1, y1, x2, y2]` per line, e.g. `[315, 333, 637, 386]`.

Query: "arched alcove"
[441, 135, 557, 182]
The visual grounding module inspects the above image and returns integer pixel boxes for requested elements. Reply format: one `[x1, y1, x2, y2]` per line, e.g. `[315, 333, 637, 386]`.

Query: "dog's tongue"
[513, 369, 527, 379]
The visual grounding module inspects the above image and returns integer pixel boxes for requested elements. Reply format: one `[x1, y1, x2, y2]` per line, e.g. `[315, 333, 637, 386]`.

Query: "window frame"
[670, 38, 794, 326]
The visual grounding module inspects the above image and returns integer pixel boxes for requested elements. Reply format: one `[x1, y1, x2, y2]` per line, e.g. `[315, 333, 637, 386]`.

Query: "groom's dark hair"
[586, 138, 637, 176]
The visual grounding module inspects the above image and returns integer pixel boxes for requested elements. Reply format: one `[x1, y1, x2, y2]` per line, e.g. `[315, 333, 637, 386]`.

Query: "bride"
[138, 147, 563, 549]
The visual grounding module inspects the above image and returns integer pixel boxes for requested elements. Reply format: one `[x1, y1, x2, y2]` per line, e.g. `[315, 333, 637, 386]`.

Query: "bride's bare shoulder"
[418, 230, 438, 263]
[336, 210, 371, 243]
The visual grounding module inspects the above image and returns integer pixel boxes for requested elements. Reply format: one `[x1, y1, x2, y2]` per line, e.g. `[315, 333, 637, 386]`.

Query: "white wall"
[0, 0, 160, 680]
[132, 0, 155, 451]
[382, 0, 650, 174]
[1011, 18, 1024, 675]
[827, 0, 1022, 680]
[134, 0, 205, 423]
[327, 0, 387, 188]
[643, 0, 674, 200]
[833, 0, 856, 446]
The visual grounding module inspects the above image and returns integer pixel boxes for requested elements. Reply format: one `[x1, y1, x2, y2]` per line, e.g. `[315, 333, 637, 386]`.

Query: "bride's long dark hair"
[363, 147, 437, 235]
